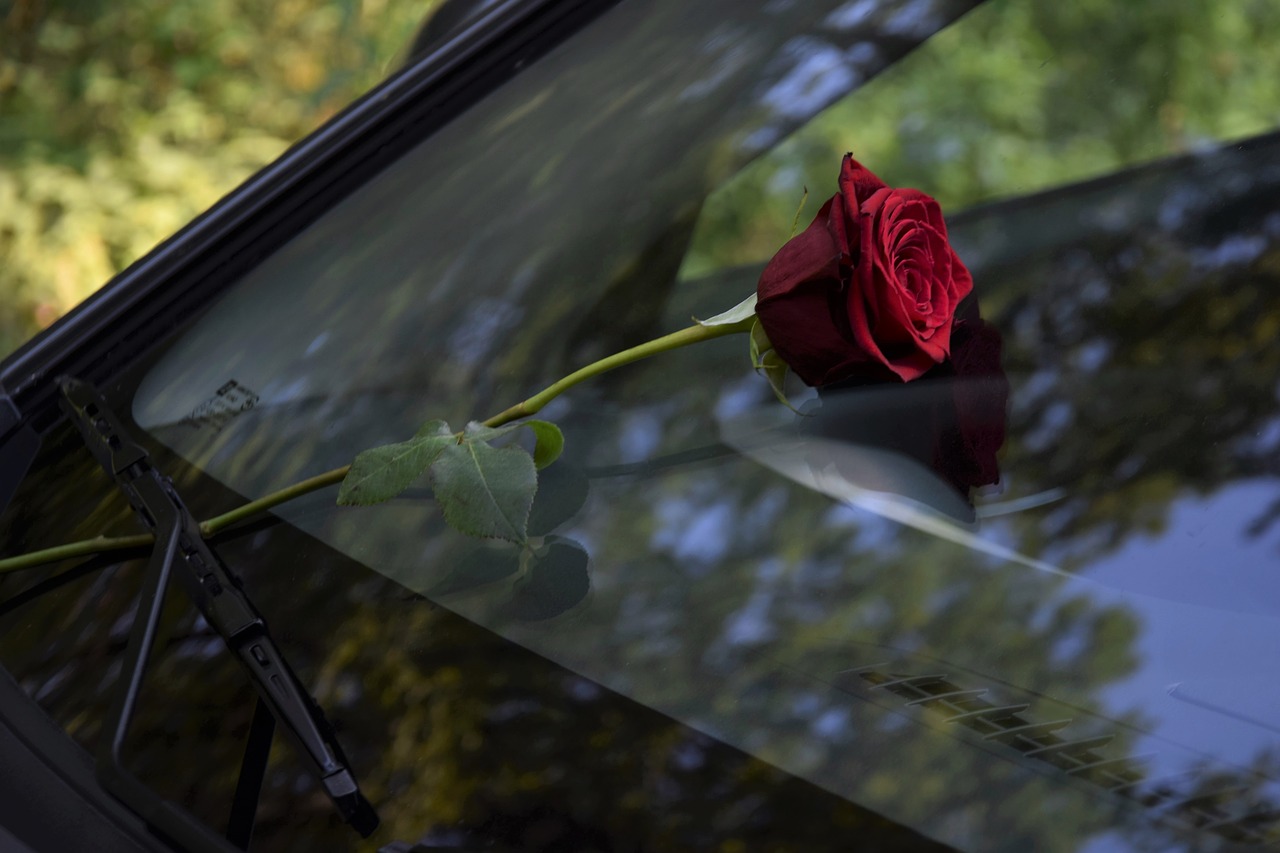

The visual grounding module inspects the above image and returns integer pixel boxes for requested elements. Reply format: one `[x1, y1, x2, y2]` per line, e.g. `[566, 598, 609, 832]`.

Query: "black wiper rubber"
[57, 377, 379, 849]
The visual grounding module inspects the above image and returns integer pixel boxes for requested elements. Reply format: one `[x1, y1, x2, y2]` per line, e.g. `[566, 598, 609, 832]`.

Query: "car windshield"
[6, 0, 1280, 850]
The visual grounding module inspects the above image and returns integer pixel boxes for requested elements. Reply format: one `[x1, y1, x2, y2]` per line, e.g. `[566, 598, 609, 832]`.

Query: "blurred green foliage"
[0, 0, 434, 357]
[7, 0, 1279, 357]
[683, 0, 1280, 276]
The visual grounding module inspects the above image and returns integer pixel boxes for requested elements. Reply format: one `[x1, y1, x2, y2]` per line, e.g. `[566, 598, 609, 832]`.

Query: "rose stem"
[0, 319, 753, 575]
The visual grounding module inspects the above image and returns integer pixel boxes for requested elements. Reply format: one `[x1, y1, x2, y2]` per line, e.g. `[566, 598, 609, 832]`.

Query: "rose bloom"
[756, 154, 973, 386]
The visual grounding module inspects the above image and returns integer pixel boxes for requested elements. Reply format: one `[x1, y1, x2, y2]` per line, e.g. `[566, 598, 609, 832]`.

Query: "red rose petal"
[756, 198, 843, 303]
[755, 155, 977, 387]
[840, 154, 888, 210]
[755, 278, 856, 387]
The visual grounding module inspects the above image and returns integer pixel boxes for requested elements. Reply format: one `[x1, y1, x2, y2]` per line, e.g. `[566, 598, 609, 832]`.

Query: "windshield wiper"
[57, 377, 379, 851]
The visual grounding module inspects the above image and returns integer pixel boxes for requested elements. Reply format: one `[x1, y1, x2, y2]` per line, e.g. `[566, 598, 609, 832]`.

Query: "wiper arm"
[57, 377, 379, 849]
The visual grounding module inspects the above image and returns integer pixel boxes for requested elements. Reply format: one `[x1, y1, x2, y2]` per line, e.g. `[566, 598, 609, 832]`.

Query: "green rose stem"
[0, 534, 157, 573]
[0, 319, 752, 576]
[479, 320, 747, 427]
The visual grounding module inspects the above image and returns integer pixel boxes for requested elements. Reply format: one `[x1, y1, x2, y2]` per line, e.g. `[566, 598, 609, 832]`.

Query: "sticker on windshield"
[180, 380, 260, 432]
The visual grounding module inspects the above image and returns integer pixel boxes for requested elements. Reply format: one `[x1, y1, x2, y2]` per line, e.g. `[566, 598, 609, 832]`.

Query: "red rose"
[756, 154, 973, 386]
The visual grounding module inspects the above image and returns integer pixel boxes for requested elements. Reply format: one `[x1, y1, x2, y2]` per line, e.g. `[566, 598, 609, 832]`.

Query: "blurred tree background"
[0, 0, 436, 358]
[682, 0, 1280, 276]
[4, 0, 1279, 357]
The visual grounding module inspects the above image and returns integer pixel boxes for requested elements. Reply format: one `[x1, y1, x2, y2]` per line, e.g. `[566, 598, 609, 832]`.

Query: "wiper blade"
[58, 377, 379, 849]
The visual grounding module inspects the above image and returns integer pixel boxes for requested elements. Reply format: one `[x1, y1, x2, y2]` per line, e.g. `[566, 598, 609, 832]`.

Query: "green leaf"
[747, 319, 802, 413]
[696, 292, 757, 327]
[749, 317, 771, 368]
[523, 420, 564, 469]
[759, 348, 801, 413]
[430, 438, 537, 544]
[337, 419, 453, 506]
[461, 419, 563, 470]
[414, 419, 454, 439]
[502, 536, 590, 622]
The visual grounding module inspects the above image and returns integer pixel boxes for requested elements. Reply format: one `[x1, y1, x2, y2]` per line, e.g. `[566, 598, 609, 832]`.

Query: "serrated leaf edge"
[337, 433, 451, 506]
[430, 441, 535, 545]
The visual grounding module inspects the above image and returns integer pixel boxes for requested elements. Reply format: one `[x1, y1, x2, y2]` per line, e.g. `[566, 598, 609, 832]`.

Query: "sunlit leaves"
[0, 0, 432, 357]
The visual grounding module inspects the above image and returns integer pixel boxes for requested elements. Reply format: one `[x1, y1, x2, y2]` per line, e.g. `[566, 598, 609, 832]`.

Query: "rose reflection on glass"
[931, 315, 1008, 496]
[807, 310, 1010, 517]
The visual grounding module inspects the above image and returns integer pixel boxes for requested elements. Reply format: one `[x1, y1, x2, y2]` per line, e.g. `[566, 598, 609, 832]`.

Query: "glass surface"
[5, 0, 1280, 850]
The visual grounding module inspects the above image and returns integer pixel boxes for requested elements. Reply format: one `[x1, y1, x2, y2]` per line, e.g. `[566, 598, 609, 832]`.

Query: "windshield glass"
[6, 0, 1280, 850]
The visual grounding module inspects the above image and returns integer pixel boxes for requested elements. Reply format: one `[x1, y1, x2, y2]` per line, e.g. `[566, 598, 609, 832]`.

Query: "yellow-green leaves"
[750, 318, 797, 411]
[523, 420, 565, 469]
[337, 418, 566, 545]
